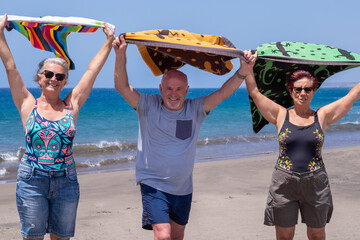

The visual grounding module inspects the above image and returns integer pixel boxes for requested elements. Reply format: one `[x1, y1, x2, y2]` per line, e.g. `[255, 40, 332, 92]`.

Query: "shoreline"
[1, 145, 360, 239]
[0, 138, 357, 185]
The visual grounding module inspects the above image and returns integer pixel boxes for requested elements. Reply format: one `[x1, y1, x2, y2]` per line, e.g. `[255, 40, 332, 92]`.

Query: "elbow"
[247, 90, 256, 98]
[249, 88, 261, 99]
[114, 80, 122, 92]
[114, 79, 128, 94]
[5, 62, 17, 73]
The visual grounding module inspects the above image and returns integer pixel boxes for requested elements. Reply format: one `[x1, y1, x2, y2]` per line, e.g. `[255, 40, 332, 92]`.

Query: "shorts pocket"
[271, 168, 290, 185]
[176, 120, 192, 140]
[17, 165, 33, 181]
[314, 171, 329, 190]
[66, 167, 78, 183]
[264, 196, 275, 226]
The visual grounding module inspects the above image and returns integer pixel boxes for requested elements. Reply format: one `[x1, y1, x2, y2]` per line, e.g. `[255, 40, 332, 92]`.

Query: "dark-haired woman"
[0, 14, 114, 240]
[245, 53, 360, 240]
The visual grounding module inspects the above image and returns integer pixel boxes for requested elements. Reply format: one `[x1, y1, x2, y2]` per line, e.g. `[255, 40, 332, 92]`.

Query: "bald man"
[113, 35, 256, 240]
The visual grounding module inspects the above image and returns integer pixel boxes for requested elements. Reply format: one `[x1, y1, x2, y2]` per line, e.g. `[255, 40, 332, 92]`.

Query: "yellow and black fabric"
[123, 29, 245, 76]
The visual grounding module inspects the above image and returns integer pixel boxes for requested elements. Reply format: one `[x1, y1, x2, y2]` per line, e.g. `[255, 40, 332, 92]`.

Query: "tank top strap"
[35, 99, 38, 108]
[285, 109, 290, 121]
[314, 110, 319, 122]
[63, 100, 69, 108]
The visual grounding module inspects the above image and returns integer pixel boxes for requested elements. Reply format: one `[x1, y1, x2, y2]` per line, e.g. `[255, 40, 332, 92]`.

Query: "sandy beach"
[1, 146, 360, 240]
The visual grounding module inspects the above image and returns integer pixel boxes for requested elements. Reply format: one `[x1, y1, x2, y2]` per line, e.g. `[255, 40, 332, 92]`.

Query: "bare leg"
[152, 221, 186, 240]
[307, 226, 326, 240]
[153, 223, 171, 240]
[170, 220, 186, 240]
[50, 234, 69, 240]
[275, 225, 296, 240]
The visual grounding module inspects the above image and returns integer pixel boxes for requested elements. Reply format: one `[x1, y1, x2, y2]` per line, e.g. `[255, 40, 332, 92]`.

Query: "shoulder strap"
[314, 111, 319, 122]
[285, 109, 289, 121]
[63, 100, 70, 110]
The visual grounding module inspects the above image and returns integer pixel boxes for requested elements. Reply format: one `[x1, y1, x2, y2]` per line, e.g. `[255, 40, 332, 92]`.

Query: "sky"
[1, 0, 360, 89]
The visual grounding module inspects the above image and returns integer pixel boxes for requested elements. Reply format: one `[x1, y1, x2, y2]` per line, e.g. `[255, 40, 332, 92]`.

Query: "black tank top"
[277, 109, 324, 173]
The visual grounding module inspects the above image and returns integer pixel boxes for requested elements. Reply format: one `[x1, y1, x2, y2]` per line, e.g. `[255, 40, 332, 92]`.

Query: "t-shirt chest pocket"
[176, 120, 193, 140]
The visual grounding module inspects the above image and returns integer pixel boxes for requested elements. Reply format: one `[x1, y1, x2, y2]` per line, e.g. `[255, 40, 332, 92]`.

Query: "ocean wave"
[0, 141, 137, 163]
[75, 155, 136, 168]
[197, 134, 277, 146]
[0, 168, 6, 176]
[73, 141, 137, 154]
[0, 148, 25, 163]
[327, 122, 360, 132]
[0, 166, 18, 176]
[0, 136, 280, 163]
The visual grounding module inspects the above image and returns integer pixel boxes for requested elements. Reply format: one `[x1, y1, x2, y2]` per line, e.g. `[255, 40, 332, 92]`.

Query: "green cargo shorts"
[264, 166, 333, 228]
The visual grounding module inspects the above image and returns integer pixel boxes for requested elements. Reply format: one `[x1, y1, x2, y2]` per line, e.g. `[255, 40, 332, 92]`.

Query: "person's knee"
[153, 223, 171, 240]
[277, 234, 294, 240]
[171, 231, 184, 240]
[307, 227, 325, 240]
[170, 220, 185, 240]
[154, 231, 171, 240]
[276, 226, 295, 240]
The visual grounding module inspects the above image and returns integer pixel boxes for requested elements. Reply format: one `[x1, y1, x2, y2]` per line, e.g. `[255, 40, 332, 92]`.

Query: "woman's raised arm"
[65, 23, 115, 121]
[0, 14, 34, 124]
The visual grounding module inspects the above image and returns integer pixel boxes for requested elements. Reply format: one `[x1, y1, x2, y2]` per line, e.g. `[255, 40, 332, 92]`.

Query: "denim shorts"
[264, 166, 333, 228]
[16, 162, 80, 239]
[140, 184, 192, 230]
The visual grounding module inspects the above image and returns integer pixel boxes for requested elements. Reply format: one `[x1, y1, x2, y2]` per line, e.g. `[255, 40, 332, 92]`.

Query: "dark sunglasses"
[43, 70, 66, 81]
[292, 87, 314, 93]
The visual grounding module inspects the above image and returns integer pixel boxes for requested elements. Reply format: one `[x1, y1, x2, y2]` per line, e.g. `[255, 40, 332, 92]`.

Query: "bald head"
[161, 70, 188, 86]
[159, 70, 189, 111]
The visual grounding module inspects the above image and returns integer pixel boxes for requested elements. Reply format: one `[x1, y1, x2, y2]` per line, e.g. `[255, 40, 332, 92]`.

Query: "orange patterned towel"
[123, 29, 245, 76]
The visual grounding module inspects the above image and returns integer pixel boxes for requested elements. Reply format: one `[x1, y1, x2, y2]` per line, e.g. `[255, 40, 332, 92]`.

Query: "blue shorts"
[16, 162, 80, 239]
[140, 184, 192, 230]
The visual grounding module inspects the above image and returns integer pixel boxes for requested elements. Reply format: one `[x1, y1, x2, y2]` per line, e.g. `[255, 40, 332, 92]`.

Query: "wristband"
[236, 71, 246, 80]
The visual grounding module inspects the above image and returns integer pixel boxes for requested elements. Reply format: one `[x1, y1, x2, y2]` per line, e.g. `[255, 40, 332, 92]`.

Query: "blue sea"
[1, 87, 360, 183]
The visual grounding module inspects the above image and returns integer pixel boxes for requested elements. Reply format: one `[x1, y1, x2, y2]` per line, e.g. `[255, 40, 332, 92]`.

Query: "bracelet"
[236, 71, 246, 80]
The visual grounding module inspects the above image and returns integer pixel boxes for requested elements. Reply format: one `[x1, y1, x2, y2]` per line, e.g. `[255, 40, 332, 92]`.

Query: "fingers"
[112, 34, 128, 53]
[0, 13, 8, 30]
[103, 22, 115, 40]
[242, 50, 257, 64]
[250, 50, 258, 64]
[112, 36, 120, 48]
[119, 34, 127, 46]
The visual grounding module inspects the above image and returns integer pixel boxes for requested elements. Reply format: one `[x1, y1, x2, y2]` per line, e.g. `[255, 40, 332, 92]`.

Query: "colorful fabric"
[2, 15, 115, 69]
[123, 29, 245, 76]
[250, 41, 360, 133]
[21, 101, 76, 170]
[277, 110, 324, 173]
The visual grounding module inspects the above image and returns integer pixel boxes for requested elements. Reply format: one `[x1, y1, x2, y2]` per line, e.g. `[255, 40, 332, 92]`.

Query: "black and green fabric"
[251, 41, 360, 133]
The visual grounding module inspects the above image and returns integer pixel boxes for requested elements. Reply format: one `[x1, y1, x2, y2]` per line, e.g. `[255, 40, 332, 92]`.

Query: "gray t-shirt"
[135, 93, 208, 195]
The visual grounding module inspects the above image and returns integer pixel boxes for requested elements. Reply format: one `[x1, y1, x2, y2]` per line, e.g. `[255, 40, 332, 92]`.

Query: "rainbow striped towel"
[1, 15, 115, 69]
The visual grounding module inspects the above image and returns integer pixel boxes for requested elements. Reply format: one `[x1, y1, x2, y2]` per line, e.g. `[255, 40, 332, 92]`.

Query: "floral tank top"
[21, 100, 76, 169]
[277, 110, 324, 173]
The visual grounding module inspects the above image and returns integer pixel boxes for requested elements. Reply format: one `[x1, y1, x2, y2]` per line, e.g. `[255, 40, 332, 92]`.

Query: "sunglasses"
[43, 70, 66, 81]
[292, 87, 314, 93]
